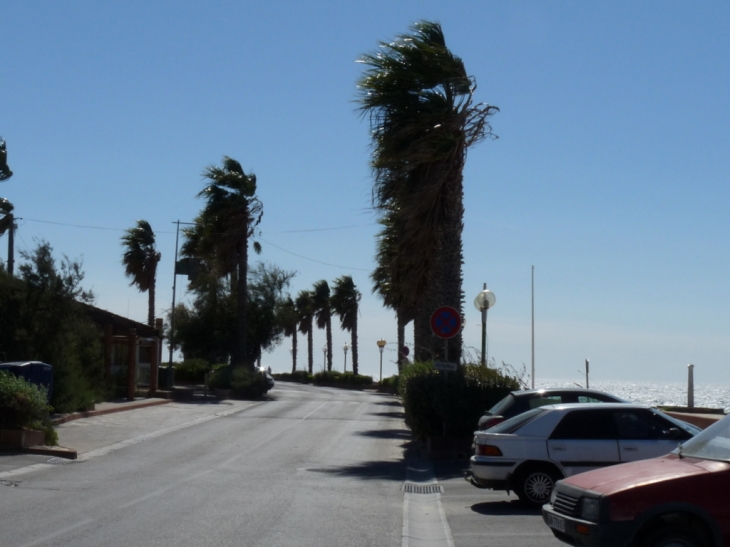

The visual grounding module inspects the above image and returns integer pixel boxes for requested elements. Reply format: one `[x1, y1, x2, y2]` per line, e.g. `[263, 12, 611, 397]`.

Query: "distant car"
[543, 412, 730, 547]
[477, 388, 627, 431]
[257, 367, 275, 389]
[466, 403, 701, 506]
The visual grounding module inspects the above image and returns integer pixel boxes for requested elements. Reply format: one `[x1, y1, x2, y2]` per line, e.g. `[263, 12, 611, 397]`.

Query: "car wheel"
[514, 466, 559, 507]
[643, 526, 707, 547]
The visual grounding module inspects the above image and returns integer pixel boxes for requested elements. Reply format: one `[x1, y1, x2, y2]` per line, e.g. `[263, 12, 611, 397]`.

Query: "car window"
[674, 415, 730, 461]
[550, 409, 616, 440]
[528, 395, 562, 409]
[613, 409, 658, 439]
[487, 394, 515, 416]
[489, 407, 547, 433]
[578, 395, 607, 403]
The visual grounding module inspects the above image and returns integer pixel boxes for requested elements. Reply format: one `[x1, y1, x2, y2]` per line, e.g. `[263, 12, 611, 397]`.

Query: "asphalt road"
[0, 382, 564, 547]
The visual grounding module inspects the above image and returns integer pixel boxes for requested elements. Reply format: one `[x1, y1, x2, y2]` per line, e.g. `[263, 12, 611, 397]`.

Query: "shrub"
[313, 371, 373, 387]
[174, 359, 211, 384]
[0, 371, 57, 445]
[399, 362, 520, 441]
[273, 371, 312, 384]
[208, 366, 270, 399]
[380, 375, 399, 392]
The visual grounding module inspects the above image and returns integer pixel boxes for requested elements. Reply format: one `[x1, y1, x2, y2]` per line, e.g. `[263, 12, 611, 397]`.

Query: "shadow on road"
[356, 429, 411, 441]
[470, 500, 539, 516]
[368, 411, 406, 419]
[373, 400, 402, 407]
[306, 459, 407, 481]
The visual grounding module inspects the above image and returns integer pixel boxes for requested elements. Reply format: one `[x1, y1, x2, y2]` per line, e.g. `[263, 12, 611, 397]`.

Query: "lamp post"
[473, 284, 496, 367]
[376, 339, 386, 382]
[322, 345, 327, 372]
[343, 342, 349, 373]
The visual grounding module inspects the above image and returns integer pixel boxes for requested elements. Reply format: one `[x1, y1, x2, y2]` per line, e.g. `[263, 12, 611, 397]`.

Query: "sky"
[2, 1, 729, 386]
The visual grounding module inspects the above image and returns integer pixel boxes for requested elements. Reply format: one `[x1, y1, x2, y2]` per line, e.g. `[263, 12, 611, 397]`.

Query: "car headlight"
[580, 498, 600, 521]
[549, 487, 558, 505]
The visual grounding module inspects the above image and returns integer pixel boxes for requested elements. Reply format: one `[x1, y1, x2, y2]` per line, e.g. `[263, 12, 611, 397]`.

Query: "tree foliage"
[0, 242, 104, 413]
[121, 219, 161, 326]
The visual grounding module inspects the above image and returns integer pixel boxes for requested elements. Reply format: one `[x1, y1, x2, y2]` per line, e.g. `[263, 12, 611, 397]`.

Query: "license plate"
[546, 513, 566, 533]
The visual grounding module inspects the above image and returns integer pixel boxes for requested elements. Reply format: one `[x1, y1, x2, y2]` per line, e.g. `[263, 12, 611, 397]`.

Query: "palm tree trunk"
[291, 331, 298, 373]
[397, 311, 406, 373]
[235, 237, 248, 367]
[148, 274, 156, 327]
[351, 318, 358, 376]
[326, 318, 333, 371]
[307, 327, 313, 375]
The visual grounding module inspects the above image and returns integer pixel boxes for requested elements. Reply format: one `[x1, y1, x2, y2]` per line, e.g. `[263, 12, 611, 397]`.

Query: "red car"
[542, 412, 730, 547]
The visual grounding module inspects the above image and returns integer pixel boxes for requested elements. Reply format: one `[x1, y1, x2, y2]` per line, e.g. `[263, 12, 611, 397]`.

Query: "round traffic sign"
[430, 306, 462, 339]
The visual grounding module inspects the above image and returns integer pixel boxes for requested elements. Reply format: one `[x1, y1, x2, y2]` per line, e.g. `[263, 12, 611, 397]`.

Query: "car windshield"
[673, 414, 730, 461]
[488, 407, 547, 434]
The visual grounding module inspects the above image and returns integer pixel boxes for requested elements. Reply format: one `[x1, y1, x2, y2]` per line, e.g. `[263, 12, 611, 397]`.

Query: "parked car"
[478, 388, 627, 431]
[543, 412, 730, 547]
[466, 403, 701, 506]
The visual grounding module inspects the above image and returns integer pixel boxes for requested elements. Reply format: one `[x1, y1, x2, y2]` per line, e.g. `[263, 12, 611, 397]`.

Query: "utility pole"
[7, 213, 14, 276]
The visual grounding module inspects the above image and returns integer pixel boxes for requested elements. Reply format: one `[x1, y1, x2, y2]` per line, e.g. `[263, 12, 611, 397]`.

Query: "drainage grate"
[0, 480, 21, 487]
[46, 457, 77, 465]
[402, 483, 443, 494]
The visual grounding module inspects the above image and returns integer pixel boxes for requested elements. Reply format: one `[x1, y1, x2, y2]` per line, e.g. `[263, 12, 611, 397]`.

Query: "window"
[550, 410, 616, 440]
[528, 395, 562, 409]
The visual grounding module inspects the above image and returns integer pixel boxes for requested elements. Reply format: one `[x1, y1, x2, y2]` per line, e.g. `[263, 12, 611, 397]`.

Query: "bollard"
[687, 364, 695, 409]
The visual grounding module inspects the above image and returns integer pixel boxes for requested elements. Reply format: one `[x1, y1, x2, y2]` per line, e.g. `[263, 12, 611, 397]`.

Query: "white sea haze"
[535, 378, 730, 413]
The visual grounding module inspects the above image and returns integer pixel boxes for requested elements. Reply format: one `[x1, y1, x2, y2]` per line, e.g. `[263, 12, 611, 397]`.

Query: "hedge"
[398, 362, 520, 441]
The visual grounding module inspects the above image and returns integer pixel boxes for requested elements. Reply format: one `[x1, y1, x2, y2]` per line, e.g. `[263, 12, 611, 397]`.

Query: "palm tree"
[279, 296, 299, 373]
[0, 138, 12, 181]
[312, 280, 333, 371]
[184, 157, 263, 367]
[371, 209, 416, 372]
[357, 21, 498, 363]
[121, 220, 161, 327]
[0, 198, 14, 238]
[295, 290, 315, 374]
[331, 275, 361, 376]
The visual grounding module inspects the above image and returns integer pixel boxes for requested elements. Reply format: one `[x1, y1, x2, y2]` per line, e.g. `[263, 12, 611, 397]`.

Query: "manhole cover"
[402, 483, 443, 494]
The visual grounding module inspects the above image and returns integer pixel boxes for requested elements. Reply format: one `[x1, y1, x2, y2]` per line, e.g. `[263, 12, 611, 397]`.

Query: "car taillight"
[476, 444, 503, 457]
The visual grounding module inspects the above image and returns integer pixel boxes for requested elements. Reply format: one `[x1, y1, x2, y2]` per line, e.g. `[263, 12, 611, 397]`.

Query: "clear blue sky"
[2, 1, 729, 385]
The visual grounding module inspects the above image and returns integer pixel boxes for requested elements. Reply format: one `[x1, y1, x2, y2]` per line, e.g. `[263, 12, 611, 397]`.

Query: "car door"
[547, 409, 620, 477]
[614, 408, 689, 462]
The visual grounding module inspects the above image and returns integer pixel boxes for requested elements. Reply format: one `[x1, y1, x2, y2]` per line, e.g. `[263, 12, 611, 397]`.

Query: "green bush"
[313, 371, 373, 387]
[174, 359, 211, 383]
[0, 371, 57, 445]
[380, 375, 399, 392]
[208, 366, 270, 399]
[399, 362, 520, 441]
[273, 371, 312, 383]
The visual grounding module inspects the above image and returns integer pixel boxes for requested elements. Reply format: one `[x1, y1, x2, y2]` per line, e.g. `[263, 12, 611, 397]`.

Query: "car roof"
[511, 388, 622, 397]
[541, 402, 652, 411]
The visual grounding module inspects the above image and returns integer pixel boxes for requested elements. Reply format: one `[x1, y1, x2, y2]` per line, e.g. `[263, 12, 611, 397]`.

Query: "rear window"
[487, 394, 515, 416]
[489, 408, 547, 434]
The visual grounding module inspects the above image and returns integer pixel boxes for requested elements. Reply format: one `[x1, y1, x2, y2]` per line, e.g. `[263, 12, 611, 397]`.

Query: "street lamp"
[322, 344, 327, 372]
[376, 339, 386, 382]
[473, 284, 496, 367]
[343, 342, 349, 373]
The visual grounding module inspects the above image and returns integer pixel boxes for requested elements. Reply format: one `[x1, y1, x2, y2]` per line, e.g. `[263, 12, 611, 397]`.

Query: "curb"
[51, 398, 173, 426]
[22, 445, 78, 459]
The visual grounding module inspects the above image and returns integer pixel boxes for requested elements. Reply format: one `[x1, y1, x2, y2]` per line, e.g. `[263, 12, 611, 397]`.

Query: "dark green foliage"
[272, 371, 312, 384]
[398, 362, 519, 441]
[173, 359, 211, 383]
[208, 366, 270, 399]
[0, 371, 57, 445]
[380, 375, 400, 393]
[313, 371, 373, 387]
[0, 242, 105, 414]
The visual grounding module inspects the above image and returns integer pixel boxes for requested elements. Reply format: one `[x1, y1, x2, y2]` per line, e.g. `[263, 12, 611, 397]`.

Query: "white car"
[466, 403, 701, 506]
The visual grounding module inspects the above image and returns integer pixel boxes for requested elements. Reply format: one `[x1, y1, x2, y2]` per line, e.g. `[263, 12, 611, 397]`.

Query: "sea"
[534, 378, 730, 413]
